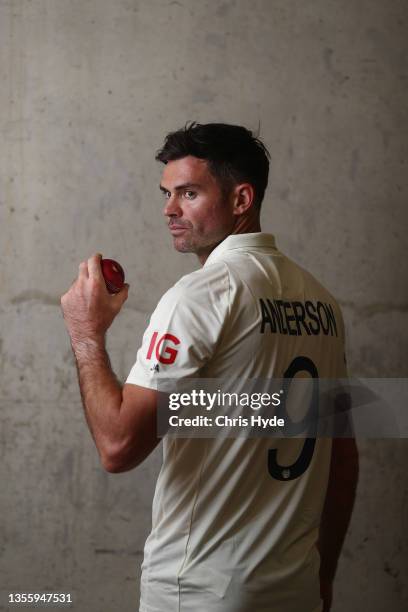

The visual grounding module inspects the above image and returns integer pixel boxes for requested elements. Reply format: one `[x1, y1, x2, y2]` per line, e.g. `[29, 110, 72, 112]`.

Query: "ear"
[232, 183, 255, 215]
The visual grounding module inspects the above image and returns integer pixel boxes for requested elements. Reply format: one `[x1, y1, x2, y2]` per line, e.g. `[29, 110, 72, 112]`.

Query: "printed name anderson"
[259, 298, 338, 337]
[169, 415, 285, 428]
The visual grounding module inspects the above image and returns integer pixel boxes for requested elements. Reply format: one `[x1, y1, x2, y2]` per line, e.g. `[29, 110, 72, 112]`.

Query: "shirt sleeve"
[126, 263, 230, 391]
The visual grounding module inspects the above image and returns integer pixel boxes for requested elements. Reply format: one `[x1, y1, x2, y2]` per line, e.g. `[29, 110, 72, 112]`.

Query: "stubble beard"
[172, 231, 202, 254]
[173, 230, 228, 262]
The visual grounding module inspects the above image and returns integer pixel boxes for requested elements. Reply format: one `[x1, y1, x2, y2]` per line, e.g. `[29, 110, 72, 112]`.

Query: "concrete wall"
[1, 1, 407, 610]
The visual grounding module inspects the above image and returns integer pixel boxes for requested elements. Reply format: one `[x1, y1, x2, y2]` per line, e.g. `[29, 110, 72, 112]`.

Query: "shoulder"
[171, 261, 230, 301]
[155, 261, 231, 319]
[284, 255, 342, 306]
[175, 260, 230, 293]
[291, 259, 346, 339]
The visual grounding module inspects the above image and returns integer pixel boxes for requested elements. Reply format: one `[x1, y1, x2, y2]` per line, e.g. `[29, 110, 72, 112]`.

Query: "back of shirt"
[126, 233, 347, 612]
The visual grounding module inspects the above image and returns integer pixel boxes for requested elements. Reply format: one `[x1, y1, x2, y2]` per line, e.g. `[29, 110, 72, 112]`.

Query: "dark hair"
[155, 122, 270, 210]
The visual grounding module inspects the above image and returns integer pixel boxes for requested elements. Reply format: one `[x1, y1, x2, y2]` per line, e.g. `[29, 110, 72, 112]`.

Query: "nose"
[163, 194, 182, 218]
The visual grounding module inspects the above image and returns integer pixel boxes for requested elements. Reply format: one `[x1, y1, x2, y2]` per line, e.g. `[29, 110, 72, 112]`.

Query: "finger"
[88, 253, 104, 281]
[78, 261, 89, 280]
[111, 283, 129, 307]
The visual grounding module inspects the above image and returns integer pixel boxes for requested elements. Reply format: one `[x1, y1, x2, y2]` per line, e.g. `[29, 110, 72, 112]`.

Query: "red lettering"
[146, 331, 159, 360]
[156, 333, 180, 364]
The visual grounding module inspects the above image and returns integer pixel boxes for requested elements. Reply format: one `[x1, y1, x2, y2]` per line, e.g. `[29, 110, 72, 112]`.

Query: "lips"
[169, 224, 189, 233]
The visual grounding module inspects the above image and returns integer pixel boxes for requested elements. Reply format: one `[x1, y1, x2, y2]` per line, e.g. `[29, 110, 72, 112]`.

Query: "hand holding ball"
[101, 259, 126, 294]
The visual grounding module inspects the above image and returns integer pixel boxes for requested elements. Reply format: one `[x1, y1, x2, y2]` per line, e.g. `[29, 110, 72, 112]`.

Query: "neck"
[197, 213, 262, 266]
[232, 212, 261, 235]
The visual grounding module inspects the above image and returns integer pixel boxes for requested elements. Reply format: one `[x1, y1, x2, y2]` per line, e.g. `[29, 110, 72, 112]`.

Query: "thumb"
[113, 283, 129, 308]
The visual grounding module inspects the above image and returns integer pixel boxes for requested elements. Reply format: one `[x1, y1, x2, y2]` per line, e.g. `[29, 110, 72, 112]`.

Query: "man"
[61, 122, 359, 612]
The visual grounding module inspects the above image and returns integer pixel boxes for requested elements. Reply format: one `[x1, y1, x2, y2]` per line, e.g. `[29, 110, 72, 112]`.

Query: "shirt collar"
[204, 232, 277, 267]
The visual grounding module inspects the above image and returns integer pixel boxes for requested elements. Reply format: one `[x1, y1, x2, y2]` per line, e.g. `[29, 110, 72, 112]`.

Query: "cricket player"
[61, 122, 359, 612]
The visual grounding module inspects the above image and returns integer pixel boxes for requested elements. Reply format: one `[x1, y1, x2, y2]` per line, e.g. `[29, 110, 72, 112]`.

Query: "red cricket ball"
[101, 258, 125, 294]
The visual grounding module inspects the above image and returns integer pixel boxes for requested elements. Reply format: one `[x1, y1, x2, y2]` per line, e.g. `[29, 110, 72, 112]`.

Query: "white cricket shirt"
[126, 233, 347, 612]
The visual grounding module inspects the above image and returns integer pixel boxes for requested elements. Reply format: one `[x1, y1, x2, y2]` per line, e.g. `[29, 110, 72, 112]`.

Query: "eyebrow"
[159, 183, 202, 192]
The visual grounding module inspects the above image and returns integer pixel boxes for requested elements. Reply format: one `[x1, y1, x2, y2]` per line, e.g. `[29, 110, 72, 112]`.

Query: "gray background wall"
[1, 0, 407, 610]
